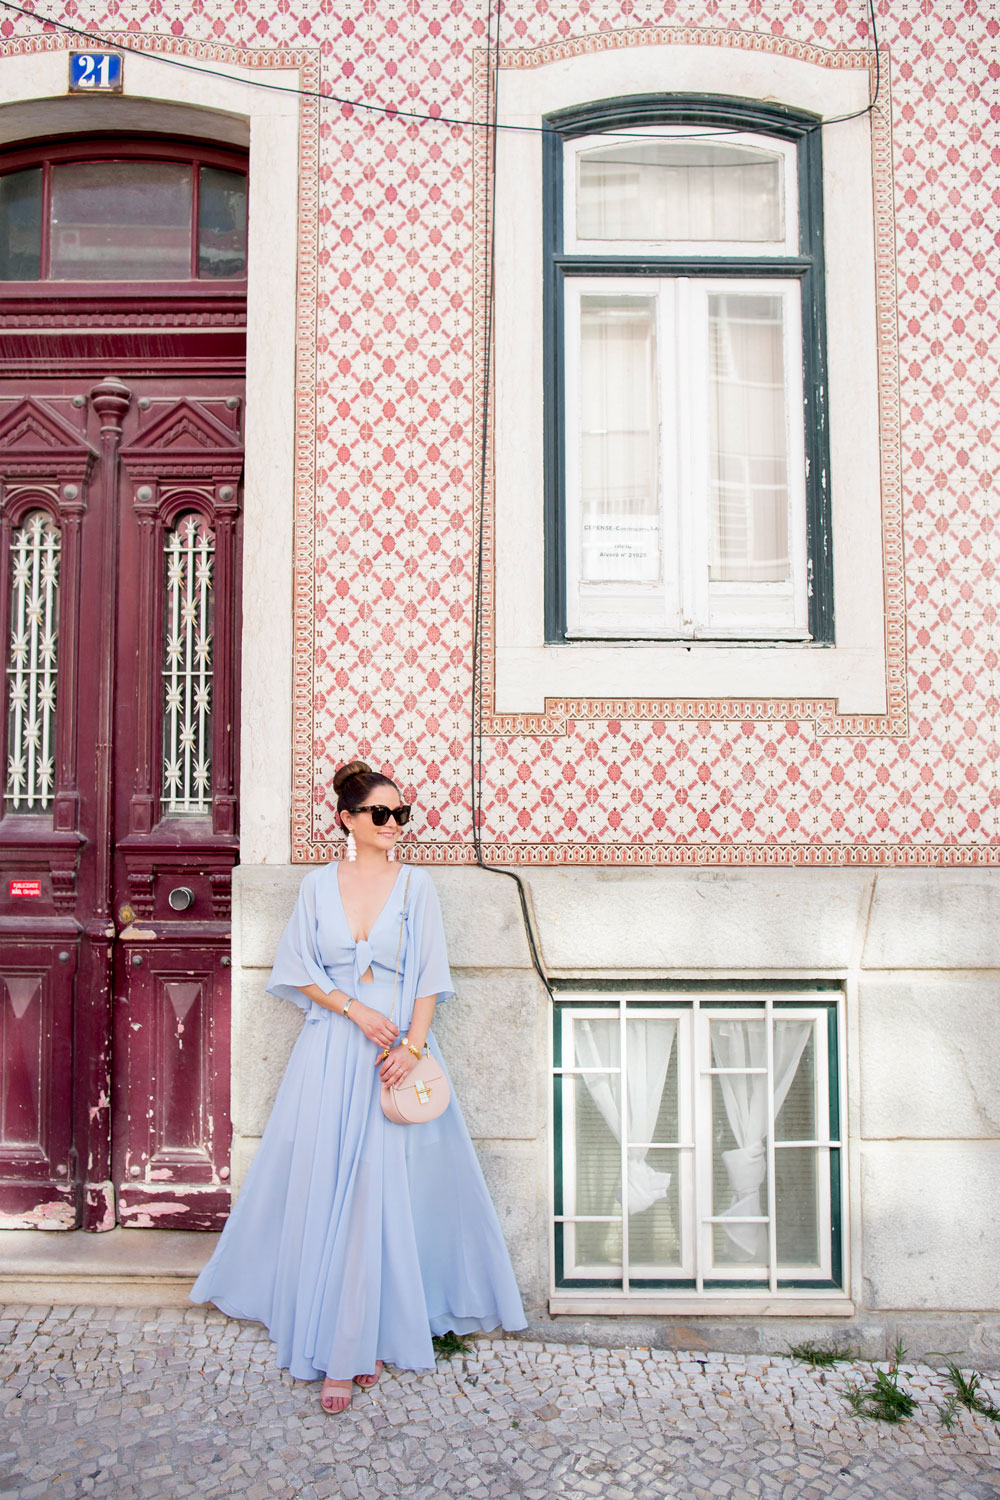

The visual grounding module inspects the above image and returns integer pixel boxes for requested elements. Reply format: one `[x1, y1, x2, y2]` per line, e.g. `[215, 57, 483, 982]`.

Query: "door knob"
[168, 886, 195, 911]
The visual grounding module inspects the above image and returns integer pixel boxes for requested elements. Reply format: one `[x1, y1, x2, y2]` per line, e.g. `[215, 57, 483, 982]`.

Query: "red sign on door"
[10, 880, 42, 897]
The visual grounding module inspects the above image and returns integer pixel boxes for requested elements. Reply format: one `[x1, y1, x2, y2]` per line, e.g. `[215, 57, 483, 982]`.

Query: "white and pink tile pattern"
[2, 0, 996, 865]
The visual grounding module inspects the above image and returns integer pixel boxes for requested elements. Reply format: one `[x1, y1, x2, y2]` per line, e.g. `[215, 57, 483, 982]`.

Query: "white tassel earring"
[386, 842, 395, 862]
[345, 829, 357, 861]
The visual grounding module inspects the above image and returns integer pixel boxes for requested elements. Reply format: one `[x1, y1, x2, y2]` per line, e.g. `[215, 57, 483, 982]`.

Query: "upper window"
[0, 138, 248, 283]
[544, 98, 832, 644]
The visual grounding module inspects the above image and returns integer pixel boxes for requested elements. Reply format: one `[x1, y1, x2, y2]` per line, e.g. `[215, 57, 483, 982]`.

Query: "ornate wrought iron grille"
[162, 513, 214, 815]
[5, 511, 61, 812]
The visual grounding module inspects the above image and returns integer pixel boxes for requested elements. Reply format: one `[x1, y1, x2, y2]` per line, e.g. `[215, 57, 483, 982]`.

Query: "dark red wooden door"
[0, 375, 242, 1230]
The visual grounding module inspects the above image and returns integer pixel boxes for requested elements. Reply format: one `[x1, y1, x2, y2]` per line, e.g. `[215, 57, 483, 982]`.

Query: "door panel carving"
[0, 374, 242, 1232]
[0, 940, 76, 1228]
[113, 942, 231, 1230]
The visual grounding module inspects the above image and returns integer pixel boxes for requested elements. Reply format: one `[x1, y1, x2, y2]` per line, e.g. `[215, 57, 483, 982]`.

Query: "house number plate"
[68, 52, 124, 92]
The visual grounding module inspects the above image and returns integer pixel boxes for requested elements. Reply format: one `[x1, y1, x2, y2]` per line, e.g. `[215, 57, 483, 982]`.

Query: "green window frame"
[543, 94, 834, 645]
[552, 982, 844, 1296]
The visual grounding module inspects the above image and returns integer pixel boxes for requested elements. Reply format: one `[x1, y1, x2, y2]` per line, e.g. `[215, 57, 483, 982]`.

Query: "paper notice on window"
[581, 514, 661, 583]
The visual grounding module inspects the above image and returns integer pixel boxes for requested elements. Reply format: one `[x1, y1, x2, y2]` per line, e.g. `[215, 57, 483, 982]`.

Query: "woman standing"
[191, 761, 526, 1413]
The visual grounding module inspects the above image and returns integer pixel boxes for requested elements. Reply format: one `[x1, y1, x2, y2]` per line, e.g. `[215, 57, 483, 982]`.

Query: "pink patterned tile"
[3, 0, 997, 865]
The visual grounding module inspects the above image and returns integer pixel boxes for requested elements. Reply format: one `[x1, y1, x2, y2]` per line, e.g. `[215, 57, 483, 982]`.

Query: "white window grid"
[563, 274, 809, 641]
[552, 991, 843, 1297]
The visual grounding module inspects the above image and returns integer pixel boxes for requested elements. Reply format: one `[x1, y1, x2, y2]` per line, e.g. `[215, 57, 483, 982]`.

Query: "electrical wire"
[463, 0, 878, 997]
[805, 0, 881, 131]
[0, 0, 882, 141]
[468, 0, 554, 1001]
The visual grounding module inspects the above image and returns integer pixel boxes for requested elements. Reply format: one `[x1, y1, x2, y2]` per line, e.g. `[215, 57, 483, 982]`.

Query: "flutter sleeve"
[266, 872, 332, 1023]
[407, 870, 456, 1005]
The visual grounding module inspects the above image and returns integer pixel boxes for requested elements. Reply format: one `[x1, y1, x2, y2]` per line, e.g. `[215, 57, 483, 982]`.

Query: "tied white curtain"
[576, 1018, 676, 1214]
[712, 1019, 812, 1260]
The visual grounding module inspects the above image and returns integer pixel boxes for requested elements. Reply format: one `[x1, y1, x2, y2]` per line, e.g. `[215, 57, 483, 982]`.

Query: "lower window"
[553, 985, 843, 1294]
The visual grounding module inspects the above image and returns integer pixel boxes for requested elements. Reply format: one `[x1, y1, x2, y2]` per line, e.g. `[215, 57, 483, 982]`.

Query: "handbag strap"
[387, 871, 411, 1027]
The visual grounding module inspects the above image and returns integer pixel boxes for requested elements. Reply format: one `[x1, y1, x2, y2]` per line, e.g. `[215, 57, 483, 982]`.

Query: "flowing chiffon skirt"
[191, 977, 526, 1380]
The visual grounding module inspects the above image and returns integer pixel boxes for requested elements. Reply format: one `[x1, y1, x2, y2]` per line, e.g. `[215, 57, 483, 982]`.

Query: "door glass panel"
[708, 293, 790, 583]
[162, 514, 214, 816]
[198, 167, 248, 279]
[5, 512, 61, 812]
[0, 168, 43, 280]
[50, 161, 193, 280]
[579, 294, 661, 586]
[577, 140, 783, 243]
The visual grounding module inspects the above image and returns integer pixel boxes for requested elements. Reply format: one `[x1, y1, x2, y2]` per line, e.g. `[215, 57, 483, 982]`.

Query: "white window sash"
[686, 276, 809, 639]
[564, 276, 809, 640]
[563, 127, 800, 258]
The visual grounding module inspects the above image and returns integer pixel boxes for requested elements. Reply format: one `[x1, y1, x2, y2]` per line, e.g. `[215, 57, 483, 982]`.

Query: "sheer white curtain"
[579, 296, 660, 584]
[708, 293, 789, 585]
[576, 1018, 676, 1214]
[712, 1018, 812, 1260]
[577, 142, 783, 243]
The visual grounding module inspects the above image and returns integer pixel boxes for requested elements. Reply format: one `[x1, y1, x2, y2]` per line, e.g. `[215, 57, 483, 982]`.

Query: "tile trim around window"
[478, 33, 902, 743]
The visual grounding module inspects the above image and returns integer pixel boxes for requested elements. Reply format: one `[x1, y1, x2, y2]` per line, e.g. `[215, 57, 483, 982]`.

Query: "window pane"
[50, 161, 193, 280]
[711, 1018, 768, 1264]
[0, 169, 42, 280]
[567, 1013, 619, 1073]
[579, 295, 660, 585]
[708, 293, 790, 584]
[711, 1070, 769, 1264]
[578, 141, 783, 243]
[568, 1073, 621, 1216]
[5, 512, 60, 812]
[628, 1146, 683, 1270]
[198, 167, 247, 279]
[162, 514, 214, 816]
[565, 1072, 623, 1272]
[575, 1219, 622, 1271]
[627, 1017, 677, 1145]
[775, 1025, 816, 1142]
[776, 1147, 820, 1267]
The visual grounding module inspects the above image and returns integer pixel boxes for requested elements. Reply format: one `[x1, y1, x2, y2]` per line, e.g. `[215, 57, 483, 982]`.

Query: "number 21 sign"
[68, 52, 124, 93]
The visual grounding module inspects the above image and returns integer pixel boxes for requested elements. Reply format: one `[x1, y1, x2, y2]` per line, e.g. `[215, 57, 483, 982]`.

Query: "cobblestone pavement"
[3, 1306, 1000, 1500]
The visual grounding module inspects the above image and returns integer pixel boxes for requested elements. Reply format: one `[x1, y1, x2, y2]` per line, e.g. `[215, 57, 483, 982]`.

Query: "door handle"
[168, 886, 195, 911]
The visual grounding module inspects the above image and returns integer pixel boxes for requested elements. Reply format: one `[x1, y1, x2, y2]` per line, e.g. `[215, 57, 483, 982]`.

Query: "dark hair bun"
[333, 759, 371, 794]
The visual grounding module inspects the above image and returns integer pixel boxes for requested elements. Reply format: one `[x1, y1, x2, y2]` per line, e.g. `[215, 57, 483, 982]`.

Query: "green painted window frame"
[543, 94, 834, 644]
[551, 980, 844, 1295]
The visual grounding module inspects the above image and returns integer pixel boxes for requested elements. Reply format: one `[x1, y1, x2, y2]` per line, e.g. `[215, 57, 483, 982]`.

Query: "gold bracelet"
[401, 1036, 423, 1060]
[342, 997, 355, 1018]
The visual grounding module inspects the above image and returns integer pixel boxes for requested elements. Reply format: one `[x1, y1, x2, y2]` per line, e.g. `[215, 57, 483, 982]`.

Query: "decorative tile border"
[472, 27, 906, 744]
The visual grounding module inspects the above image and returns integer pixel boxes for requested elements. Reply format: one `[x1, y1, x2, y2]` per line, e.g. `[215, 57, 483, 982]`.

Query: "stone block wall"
[234, 863, 1000, 1352]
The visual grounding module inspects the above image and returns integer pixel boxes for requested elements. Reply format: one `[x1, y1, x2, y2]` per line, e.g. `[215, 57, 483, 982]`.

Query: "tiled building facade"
[1, 0, 998, 1351]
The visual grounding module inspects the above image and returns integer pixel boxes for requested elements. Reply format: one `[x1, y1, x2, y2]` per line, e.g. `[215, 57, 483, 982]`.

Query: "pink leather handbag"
[381, 1053, 450, 1124]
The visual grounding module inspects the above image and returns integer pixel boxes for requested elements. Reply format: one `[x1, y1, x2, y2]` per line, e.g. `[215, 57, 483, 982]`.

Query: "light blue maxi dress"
[190, 863, 526, 1381]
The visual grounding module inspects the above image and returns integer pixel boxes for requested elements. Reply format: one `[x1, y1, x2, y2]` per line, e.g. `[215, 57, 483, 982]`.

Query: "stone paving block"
[3, 1308, 1000, 1498]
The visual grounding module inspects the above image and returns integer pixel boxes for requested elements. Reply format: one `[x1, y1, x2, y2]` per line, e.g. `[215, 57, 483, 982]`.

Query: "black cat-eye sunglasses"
[351, 803, 412, 828]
